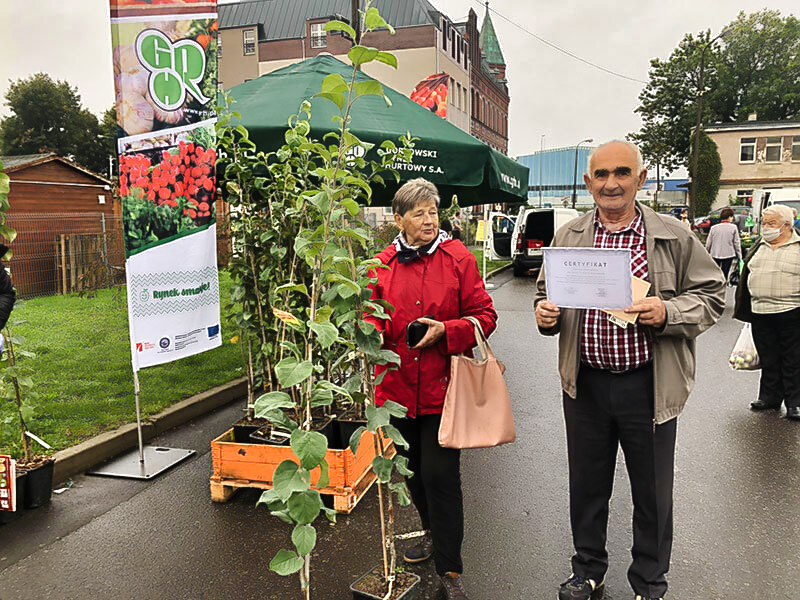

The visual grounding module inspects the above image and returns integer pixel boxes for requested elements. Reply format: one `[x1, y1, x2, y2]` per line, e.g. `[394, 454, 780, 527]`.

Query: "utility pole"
[351, 0, 361, 44]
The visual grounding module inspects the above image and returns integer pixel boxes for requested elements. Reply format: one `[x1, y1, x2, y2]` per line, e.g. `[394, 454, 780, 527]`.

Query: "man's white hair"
[762, 204, 795, 226]
[586, 140, 645, 176]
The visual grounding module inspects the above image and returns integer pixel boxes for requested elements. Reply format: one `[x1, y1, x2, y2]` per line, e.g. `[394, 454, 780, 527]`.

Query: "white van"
[487, 207, 580, 276]
[752, 187, 800, 233]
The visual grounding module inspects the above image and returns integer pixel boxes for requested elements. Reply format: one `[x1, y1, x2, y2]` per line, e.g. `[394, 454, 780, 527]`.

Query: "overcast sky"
[1, 0, 797, 160]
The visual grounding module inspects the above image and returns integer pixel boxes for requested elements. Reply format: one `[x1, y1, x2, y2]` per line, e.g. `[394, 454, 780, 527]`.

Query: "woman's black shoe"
[750, 399, 781, 410]
[403, 531, 433, 563]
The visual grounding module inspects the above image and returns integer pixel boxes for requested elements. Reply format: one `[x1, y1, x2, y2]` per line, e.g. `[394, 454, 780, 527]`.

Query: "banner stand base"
[88, 446, 196, 480]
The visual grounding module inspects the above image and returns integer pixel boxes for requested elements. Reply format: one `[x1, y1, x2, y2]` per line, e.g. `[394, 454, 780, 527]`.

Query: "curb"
[486, 262, 512, 279]
[52, 377, 248, 484]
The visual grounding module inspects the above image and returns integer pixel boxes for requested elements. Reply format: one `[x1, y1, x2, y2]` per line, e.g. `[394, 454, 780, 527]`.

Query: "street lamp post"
[572, 138, 593, 209]
[689, 28, 728, 222]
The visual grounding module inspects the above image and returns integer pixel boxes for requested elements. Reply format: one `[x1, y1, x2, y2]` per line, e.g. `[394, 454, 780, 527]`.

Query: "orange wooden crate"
[210, 428, 394, 514]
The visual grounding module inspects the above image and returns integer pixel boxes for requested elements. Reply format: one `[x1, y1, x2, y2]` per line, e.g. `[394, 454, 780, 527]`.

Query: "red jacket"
[367, 239, 498, 417]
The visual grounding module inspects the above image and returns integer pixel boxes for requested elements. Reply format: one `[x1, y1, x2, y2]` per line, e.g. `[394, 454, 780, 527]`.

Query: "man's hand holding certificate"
[538, 247, 665, 329]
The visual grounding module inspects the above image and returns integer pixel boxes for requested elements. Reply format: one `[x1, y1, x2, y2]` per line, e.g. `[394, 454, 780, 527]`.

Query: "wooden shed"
[0, 154, 123, 298]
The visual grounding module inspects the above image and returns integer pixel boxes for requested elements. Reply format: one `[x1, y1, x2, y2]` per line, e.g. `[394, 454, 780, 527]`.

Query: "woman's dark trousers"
[392, 413, 463, 575]
[563, 364, 677, 599]
[751, 308, 800, 408]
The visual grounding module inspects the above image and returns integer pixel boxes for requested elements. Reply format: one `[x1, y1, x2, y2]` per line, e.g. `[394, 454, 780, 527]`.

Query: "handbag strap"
[464, 316, 494, 361]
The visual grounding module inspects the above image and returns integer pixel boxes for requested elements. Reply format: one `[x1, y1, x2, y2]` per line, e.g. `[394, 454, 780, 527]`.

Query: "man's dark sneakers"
[440, 572, 469, 600]
[558, 574, 604, 600]
[403, 530, 433, 563]
[786, 407, 800, 420]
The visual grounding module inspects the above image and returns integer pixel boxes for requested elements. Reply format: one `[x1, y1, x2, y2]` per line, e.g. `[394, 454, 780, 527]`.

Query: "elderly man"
[734, 204, 800, 418]
[534, 140, 726, 600]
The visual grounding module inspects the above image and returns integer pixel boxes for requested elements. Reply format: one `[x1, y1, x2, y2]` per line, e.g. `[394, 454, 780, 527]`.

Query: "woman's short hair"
[720, 207, 735, 221]
[762, 204, 795, 225]
[392, 178, 440, 216]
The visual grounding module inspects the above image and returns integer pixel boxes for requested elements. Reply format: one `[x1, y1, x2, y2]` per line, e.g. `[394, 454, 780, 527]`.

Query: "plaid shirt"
[581, 209, 653, 371]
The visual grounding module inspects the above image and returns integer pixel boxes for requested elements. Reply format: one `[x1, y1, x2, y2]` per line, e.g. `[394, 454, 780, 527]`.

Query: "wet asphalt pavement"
[2, 271, 799, 600]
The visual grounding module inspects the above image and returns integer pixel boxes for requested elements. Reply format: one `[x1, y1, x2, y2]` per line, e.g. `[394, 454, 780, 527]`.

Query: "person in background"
[367, 178, 498, 600]
[705, 207, 742, 280]
[0, 244, 15, 338]
[734, 204, 800, 419]
[534, 140, 725, 600]
[679, 209, 691, 228]
[451, 210, 463, 241]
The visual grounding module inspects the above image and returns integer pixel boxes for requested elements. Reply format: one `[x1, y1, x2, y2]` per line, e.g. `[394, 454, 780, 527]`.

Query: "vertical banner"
[410, 73, 449, 118]
[0, 455, 16, 512]
[110, 0, 221, 369]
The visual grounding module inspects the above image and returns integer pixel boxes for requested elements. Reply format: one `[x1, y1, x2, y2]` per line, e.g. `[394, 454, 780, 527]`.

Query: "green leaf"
[310, 384, 334, 408]
[365, 404, 390, 432]
[372, 456, 394, 483]
[315, 458, 330, 490]
[270, 549, 305, 576]
[256, 488, 284, 509]
[313, 305, 333, 324]
[382, 400, 407, 419]
[292, 524, 317, 556]
[348, 45, 379, 67]
[323, 506, 338, 523]
[374, 51, 398, 69]
[353, 80, 384, 100]
[320, 72, 348, 94]
[275, 283, 309, 297]
[342, 198, 360, 216]
[19, 403, 35, 421]
[389, 481, 412, 506]
[253, 391, 295, 415]
[270, 509, 294, 525]
[314, 91, 346, 111]
[364, 7, 395, 34]
[308, 321, 339, 349]
[394, 455, 413, 477]
[275, 357, 314, 388]
[287, 489, 324, 525]
[290, 429, 328, 470]
[273, 460, 311, 502]
[323, 19, 356, 40]
[381, 424, 409, 450]
[262, 409, 299, 433]
[349, 426, 368, 454]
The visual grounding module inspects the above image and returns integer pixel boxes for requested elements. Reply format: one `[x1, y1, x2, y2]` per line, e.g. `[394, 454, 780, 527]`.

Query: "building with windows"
[516, 147, 596, 208]
[705, 119, 800, 208]
[218, 0, 472, 134]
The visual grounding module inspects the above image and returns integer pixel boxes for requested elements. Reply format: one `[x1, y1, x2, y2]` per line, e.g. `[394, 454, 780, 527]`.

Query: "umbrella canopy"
[227, 55, 528, 207]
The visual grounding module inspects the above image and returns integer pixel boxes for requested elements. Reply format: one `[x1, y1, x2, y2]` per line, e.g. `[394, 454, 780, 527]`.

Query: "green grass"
[0, 271, 246, 458]
[470, 248, 511, 275]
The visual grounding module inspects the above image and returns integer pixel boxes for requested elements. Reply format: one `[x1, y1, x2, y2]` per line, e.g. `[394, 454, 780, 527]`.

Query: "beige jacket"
[534, 202, 726, 424]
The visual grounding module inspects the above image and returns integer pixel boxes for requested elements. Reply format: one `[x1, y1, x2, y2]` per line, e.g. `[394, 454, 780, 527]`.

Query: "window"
[739, 137, 755, 163]
[218, 34, 222, 57]
[442, 19, 448, 50]
[765, 136, 782, 162]
[311, 23, 326, 48]
[382, 206, 393, 215]
[449, 78, 455, 106]
[737, 189, 754, 205]
[792, 136, 800, 161]
[243, 29, 255, 55]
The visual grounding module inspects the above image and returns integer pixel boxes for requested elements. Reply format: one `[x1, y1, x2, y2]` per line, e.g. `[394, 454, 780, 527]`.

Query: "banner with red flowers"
[111, 0, 221, 369]
[410, 73, 449, 118]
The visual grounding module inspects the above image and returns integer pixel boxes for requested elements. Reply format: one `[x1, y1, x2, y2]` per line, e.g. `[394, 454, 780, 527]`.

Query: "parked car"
[694, 206, 751, 232]
[666, 205, 689, 219]
[486, 206, 580, 276]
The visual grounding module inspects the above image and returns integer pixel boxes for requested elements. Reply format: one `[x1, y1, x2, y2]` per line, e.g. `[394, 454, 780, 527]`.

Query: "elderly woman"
[367, 178, 497, 600]
[705, 207, 742, 280]
[734, 204, 800, 419]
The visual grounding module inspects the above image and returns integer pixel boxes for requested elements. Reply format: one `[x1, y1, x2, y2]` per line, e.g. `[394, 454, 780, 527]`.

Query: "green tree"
[0, 73, 107, 175]
[632, 10, 800, 171]
[98, 106, 119, 178]
[690, 130, 722, 216]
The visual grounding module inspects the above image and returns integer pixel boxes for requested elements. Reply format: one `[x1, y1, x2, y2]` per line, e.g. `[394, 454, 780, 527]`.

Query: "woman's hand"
[412, 317, 446, 349]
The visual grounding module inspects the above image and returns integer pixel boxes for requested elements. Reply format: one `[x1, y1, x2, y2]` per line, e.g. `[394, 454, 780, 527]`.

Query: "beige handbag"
[438, 317, 516, 449]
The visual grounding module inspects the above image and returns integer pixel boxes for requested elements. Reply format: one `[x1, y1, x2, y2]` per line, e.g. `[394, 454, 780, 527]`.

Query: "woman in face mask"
[733, 204, 800, 419]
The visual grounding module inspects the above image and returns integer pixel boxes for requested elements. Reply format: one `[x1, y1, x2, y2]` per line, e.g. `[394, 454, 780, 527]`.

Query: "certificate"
[542, 247, 632, 310]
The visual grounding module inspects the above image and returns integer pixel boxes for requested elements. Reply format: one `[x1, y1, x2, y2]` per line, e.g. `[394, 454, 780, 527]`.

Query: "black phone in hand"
[406, 315, 434, 348]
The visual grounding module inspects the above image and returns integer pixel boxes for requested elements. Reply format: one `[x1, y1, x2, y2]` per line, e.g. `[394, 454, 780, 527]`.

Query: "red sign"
[0, 455, 17, 512]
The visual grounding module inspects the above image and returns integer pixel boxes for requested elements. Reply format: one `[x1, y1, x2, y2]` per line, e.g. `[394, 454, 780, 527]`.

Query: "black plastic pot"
[350, 565, 421, 600]
[249, 425, 291, 445]
[233, 417, 271, 443]
[23, 459, 55, 509]
[0, 470, 27, 525]
[333, 413, 368, 451]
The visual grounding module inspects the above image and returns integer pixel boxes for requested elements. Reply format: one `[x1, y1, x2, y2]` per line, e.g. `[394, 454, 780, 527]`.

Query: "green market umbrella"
[226, 54, 528, 207]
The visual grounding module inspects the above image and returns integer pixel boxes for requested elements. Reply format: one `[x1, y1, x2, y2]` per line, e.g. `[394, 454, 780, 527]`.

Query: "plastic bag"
[728, 259, 740, 287]
[729, 323, 760, 370]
